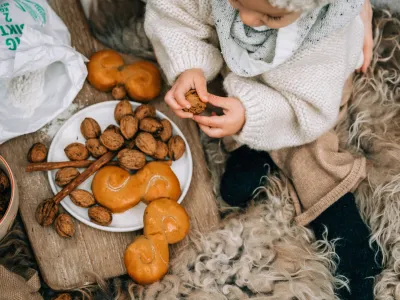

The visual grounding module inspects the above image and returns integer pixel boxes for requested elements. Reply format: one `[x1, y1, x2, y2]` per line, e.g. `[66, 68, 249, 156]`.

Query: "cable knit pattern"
[144, 0, 223, 85]
[145, 0, 364, 150]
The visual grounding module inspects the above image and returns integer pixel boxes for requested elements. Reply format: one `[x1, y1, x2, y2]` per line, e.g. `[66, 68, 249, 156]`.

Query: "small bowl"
[0, 155, 19, 241]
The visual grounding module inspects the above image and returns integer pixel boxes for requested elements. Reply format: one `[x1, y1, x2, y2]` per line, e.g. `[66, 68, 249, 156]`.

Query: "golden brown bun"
[91, 162, 181, 213]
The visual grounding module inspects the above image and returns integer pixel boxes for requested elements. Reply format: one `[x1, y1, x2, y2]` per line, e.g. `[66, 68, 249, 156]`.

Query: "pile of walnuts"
[0, 169, 10, 220]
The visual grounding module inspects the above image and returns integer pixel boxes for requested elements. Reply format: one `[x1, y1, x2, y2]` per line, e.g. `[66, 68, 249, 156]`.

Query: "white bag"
[0, 0, 87, 144]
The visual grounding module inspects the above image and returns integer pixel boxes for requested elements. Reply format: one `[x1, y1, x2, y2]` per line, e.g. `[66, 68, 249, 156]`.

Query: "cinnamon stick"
[53, 151, 116, 204]
[26, 160, 118, 172]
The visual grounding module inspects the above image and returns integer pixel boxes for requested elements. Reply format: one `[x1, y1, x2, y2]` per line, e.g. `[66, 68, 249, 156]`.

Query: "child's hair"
[270, 0, 333, 11]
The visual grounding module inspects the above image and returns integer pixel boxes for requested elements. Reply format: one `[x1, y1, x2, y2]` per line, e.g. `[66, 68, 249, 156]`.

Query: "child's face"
[229, 0, 302, 29]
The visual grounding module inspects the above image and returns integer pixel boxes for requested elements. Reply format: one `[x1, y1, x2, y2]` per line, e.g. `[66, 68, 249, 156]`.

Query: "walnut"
[114, 100, 133, 123]
[159, 119, 173, 142]
[55, 213, 75, 238]
[153, 141, 169, 160]
[27, 143, 48, 163]
[0, 170, 9, 193]
[52, 294, 72, 300]
[112, 85, 127, 100]
[104, 124, 121, 135]
[70, 189, 96, 208]
[86, 139, 108, 158]
[183, 90, 206, 114]
[88, 206, 113, 226]
[64, 143, 89, 161]
[55, 168, 80, 187]
[134, 104, 156, 120]
[139, 118, 163, 134]
[35, 199, 58, 226]
[120, 115, 139, 140]
[135, 132, 157, 156]
[100, 130, 124, 151]
[80, 118, 101, 139]
[118, 149, 146, 170]
[168, 136, 186, 160]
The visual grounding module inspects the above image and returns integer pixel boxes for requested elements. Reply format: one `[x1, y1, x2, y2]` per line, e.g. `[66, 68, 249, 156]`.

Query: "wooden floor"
[0, 0, 220, 290]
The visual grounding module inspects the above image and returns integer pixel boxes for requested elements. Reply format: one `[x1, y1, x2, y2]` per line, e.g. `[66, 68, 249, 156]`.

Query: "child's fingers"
[193, 115, 224, 128]
[207, 94, 232, 110]
[174, 86, 191, 109]
[198, 124, 225, 138]
[173, 109, 193, 119]
[194, 76, 209, 102]
[165, 88, 183, 110]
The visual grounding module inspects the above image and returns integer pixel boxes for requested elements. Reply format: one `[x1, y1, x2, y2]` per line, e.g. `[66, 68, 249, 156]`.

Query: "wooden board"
[0, 0, 220, 290]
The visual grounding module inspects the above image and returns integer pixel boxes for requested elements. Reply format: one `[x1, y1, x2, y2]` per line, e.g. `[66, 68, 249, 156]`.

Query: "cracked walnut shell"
[55, 167, 80, 187]
[168, 136, 186, 161]
[134, 104, 156, 120]
[114, 100, 133, 123]
[183, 90, 206, 114]
[86, 139, 108, 158]
[118, 149, 146, 170]
[88, 206, 113, 226]
[139, 118, 163, 134]
[135, 132, 157, 156]
[55, 213, 75, 238]
[36, 199, 58, 226]
[81, 118, 101, 139]
[100, 130, 124, 151]
[70, 189, 96, 208]
[64, 143, 89, 161]
[120, 115, 139, 140]
[27, 143, 48, 163]
[159, 119, 173, 142]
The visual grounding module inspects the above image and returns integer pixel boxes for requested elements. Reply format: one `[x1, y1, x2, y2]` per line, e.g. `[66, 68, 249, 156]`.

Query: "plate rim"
[47, 100, 193, 232]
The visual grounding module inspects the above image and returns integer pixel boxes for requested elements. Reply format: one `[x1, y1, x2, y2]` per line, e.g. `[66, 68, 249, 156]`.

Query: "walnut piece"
[0, 170, 10, 193]
[135, 132, 157, 156]
[86, 138, 108, 158]
[104, 124, 122, 135]
[183, 89, 206, 114]
[168, 136, 186, 161]
[88, 206, 113, 226]
[118, 149, 146, 170]
[114, 100, 133, 123]
[55, 167, 80, 187]
[64, 143, 89, 161]
[100, 130, 124, 151]
[134, 104, 156, 120]
[139, 117, 163, 134]
[112, 85, 127, 100]
[120, 115, 139, 140]
[27, 143, 48, 163]
[55, 213, 75, 238]
[153, 141, 169, 160]
[70, 189, 96, 208]
[159, 119, 173, 142]
[35, 199, 58, 226]
[80, 118, 101, 139]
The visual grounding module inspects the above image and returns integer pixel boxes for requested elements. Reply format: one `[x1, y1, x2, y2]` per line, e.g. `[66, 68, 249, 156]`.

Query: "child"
[145, 0, 380, 298]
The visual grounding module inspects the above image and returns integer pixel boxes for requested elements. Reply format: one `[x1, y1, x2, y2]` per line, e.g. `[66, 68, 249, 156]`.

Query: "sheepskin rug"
[1, 9, 400, 300]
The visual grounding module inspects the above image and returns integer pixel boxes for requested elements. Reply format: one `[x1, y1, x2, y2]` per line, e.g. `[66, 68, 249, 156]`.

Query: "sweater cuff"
[163, 47, 223, 85]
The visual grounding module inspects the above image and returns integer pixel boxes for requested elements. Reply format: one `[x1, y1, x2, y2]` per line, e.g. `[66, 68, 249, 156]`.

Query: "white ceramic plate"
[48, 101, 193, 232]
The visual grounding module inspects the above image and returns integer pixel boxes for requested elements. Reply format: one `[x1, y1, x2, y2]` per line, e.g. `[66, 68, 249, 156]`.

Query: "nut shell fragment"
[88, 206, 113, 226]
[55, 213, 75, 238]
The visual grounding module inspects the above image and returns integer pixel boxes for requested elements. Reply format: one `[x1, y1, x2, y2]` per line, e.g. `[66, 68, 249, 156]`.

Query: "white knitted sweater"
[144, 0, 364, 151]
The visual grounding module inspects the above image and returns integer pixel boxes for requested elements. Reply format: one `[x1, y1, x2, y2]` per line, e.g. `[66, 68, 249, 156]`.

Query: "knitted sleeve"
[224, 18, 364, 151]
[144, 0, 223, 85]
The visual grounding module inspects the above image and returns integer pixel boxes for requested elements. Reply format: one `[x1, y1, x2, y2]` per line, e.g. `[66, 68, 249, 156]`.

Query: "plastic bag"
[0, 0, 87, 144]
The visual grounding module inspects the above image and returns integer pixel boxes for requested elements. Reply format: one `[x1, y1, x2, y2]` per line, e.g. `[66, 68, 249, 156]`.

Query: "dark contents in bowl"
[0, 170, 11, 220]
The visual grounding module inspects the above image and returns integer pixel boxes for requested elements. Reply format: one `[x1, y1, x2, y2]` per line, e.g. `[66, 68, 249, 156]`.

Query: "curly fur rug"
[1, 9, 400, 300]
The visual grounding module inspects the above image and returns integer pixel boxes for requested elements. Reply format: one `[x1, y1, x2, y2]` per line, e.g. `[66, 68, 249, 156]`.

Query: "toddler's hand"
[193, 95, 245, 138]
[358, 0, 373, 73]
[165, 69, 208, 119]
